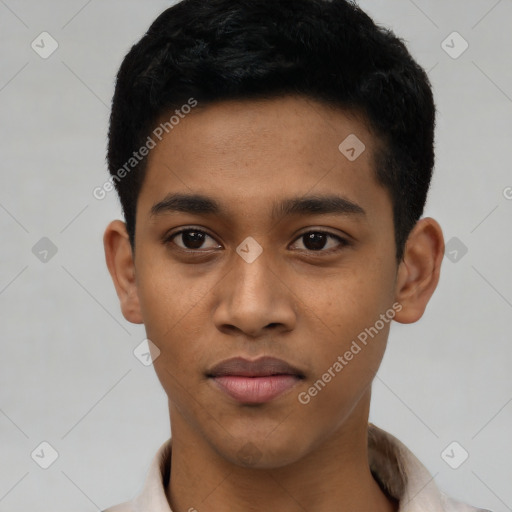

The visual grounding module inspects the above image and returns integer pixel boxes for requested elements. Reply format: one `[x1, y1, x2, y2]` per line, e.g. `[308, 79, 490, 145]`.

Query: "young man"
[102, 0, 490, 511]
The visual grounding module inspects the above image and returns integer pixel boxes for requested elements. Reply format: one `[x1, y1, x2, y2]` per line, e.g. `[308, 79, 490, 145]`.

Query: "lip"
[207, 356, 305, 404]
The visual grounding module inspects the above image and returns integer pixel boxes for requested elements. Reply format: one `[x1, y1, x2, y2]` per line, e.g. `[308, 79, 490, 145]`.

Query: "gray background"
[1, 0, 511, 510]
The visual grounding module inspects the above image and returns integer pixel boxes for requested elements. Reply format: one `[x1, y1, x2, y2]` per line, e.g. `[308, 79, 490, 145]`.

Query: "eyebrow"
[150, 193, 366, 220]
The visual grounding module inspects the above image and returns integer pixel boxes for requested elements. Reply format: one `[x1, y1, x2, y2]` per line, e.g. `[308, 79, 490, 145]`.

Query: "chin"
[218, 430, 312, 470]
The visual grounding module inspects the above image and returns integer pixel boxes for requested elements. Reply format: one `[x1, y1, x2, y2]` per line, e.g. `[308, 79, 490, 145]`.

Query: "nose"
[212, 250, 297, 339]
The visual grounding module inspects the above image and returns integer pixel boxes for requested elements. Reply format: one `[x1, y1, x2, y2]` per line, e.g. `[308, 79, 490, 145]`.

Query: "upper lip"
[207, 356, 305, 378]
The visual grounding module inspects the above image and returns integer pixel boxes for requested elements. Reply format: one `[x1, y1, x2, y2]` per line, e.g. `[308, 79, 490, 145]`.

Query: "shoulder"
[440, 492, 493, 512]
[368, 423, 493, 512]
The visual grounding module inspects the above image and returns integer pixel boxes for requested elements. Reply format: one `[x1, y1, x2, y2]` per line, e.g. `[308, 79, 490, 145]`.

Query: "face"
[128, 96, 402, 467]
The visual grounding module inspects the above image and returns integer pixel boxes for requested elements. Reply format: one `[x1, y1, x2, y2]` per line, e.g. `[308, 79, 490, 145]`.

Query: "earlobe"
[393, 217, 444, 324]
[103, 220, 144, 324]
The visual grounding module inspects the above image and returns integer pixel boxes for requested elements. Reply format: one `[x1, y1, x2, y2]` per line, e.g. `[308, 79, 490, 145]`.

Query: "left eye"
[291, 231, 348, 252]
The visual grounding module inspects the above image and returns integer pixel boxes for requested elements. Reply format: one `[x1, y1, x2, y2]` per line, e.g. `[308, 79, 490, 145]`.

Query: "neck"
[165, 391, 397, 512]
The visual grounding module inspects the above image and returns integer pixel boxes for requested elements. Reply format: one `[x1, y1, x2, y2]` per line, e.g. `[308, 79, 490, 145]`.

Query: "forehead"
[138, 96, 390, 224]
[151, 95, 376, 159]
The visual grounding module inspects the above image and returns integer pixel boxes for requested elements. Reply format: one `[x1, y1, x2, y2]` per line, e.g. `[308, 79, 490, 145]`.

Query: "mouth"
[207, 356, 305, 404]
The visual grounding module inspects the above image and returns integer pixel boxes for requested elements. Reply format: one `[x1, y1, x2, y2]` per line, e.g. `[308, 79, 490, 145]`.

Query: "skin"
[104, 95, 444, 512]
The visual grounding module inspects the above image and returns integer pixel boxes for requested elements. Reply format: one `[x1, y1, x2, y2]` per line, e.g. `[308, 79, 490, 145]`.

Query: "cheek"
[136, 254, 207, 337]
[135, 267, 193, 374]
[135, 256, 224, 388]
[294, 257, 395, 340]
[298, 321, 391, 430]
[294, 256, 395, 401]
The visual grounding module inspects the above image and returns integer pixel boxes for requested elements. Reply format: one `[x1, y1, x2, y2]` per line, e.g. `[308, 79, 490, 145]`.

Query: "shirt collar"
[127, 423, 470, 512]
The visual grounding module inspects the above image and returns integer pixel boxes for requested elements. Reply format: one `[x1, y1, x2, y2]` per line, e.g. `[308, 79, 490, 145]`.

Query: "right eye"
[165, 228, 222, 251]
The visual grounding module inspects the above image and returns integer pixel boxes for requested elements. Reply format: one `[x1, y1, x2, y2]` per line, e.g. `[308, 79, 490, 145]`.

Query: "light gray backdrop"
[1, 0, 511, 510]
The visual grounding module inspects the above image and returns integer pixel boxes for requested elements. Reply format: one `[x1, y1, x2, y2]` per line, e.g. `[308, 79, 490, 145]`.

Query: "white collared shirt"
[103, 423, 491, 512]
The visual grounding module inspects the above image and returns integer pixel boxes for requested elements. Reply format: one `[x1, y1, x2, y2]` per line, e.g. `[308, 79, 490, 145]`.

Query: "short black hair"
[107, 0, 436, 262]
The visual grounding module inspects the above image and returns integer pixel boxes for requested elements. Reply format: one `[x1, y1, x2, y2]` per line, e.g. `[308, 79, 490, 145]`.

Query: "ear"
[103, 220, 143, 324]
[393, 217, 444, 324]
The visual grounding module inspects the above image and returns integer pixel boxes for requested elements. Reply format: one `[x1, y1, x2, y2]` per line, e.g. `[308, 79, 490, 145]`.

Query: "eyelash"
[163, 228, 351, 255]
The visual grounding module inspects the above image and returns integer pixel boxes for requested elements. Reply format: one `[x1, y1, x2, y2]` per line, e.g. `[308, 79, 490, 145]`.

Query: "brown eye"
[291, 231, 349, 253]
[168, 229, 220, 250]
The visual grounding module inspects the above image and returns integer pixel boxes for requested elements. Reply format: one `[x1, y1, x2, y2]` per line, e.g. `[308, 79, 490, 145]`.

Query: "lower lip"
[211, 375, 301, 404]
